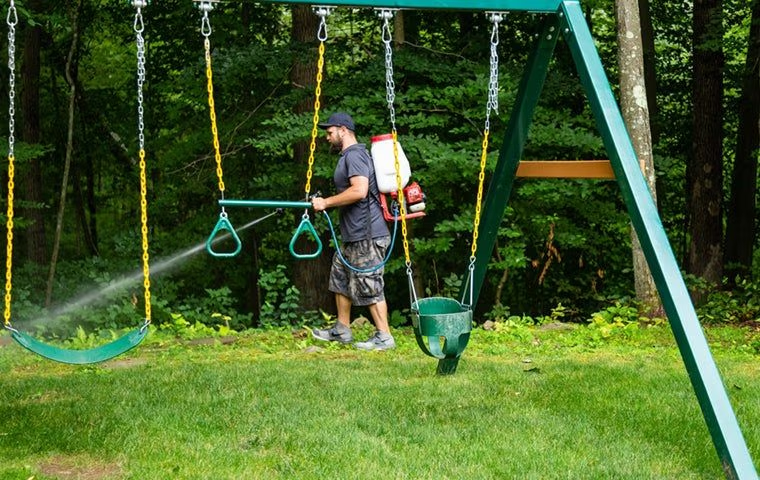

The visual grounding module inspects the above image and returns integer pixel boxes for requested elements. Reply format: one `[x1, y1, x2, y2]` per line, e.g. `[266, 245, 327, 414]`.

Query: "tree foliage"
[1, 0, 758, 333]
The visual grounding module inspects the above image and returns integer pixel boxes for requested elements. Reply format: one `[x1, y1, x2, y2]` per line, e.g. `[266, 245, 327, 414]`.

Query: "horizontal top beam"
[265, 0, 563, 13]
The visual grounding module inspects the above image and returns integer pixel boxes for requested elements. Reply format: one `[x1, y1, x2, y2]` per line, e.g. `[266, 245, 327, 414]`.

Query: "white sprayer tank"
[371, 133, 411, 193]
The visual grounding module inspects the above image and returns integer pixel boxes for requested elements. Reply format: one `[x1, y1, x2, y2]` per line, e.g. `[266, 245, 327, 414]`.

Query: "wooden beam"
[516, 160, 645, 179]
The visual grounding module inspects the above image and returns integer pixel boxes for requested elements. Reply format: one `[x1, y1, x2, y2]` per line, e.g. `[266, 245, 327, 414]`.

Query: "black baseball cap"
[318, 112, 355, 131]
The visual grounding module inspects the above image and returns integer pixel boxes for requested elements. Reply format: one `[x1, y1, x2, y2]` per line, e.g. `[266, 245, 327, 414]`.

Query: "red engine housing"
[379, 181, 426, 222]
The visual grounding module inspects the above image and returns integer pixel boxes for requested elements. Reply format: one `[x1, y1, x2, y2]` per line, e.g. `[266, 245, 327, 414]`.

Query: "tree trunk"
[73, 168, 98, 256]
[687, 0, 724, 293]
[724, 0, 760, 283]
[291, 5, 319, 161]
[394, 10, 405, 47]
[244, 230, 261, 326]
[46, 0, 84, 307]
[72, 105, 98, 256]
[615, 0, 662, 316]
[241, 3, 252, 40]
[289, 5, 334, 314]
[637, 0, 659, 144]
[403, 10, 420, 46]
[20, 0, 47, 264]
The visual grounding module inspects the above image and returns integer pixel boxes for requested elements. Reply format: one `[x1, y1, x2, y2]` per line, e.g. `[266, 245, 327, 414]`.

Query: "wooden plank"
[516, 160, 645, 179]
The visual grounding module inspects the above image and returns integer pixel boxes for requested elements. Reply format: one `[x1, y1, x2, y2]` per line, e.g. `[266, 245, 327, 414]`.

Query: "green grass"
[0, 324, 758, 479]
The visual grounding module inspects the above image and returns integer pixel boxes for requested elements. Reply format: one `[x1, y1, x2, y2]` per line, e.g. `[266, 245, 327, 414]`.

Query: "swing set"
[1, 1, 757, 477]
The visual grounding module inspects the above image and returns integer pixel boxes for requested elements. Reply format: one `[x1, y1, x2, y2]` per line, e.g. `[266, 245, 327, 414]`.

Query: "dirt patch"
[0, 336, 12, 347]
[104, 357, 149, 369]
[740, 320, 760, 331]
[37, 455, 123, 480]
[183, 335, 237, 346]
[538, 322, 575, 331]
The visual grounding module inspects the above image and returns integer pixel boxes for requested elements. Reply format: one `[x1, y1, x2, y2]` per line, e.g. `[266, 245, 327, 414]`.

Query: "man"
[310, 112, 396, 351]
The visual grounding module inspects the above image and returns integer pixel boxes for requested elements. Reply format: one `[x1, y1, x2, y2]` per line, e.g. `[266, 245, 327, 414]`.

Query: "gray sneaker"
[355, 331, 396, 351]
[312, 324, 353, 344]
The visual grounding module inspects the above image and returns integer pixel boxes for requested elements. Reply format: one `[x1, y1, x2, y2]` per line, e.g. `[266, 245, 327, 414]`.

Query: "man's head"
[319, 112, 355, 131]
[319, 112, 357, 152]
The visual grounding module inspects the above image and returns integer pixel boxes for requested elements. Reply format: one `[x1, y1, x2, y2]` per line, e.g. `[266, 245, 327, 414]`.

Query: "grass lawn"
[0, 323, 759, 479]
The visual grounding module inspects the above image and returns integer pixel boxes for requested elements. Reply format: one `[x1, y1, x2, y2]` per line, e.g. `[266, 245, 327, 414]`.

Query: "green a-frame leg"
[465, 3, 758, 479]
[269, 0, 756, 476]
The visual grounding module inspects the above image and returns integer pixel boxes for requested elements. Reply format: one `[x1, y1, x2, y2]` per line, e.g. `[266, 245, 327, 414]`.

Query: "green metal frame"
[218, 199, 312, 209]
[275, 0, 564, 11]
[250, 0, 756, 476]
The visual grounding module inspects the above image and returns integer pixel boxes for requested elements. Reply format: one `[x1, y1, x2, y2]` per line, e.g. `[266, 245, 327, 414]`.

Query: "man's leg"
[367, 300, 389, 333]
[335, 293, 353, 328]
[355, 300, 395, 351]
[312, 259, 354, 344]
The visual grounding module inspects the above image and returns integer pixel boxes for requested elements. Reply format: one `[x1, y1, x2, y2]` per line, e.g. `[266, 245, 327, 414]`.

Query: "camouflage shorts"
[328, 236, 390, 307]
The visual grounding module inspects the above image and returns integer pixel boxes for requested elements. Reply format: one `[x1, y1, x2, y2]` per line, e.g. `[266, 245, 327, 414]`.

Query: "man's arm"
[311, 176, 368, 212]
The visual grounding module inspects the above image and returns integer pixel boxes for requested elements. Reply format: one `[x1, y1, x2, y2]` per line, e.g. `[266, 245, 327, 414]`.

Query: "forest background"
[2, 0, 759, 337]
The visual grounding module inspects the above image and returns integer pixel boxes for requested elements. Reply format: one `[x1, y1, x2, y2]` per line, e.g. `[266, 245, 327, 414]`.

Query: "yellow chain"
[138, 148, 152, 322]
[3, 154, 14, 327]
[305, 40, 325, 197]
[205, 38, 225, 196]
[470, 130, 489, 259]
[391, 130, 411, 265]
[470, 14, 501, 262]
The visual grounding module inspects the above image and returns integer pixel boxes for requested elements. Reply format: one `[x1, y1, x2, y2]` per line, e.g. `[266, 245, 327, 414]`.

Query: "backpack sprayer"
[371, 134, 426, 221]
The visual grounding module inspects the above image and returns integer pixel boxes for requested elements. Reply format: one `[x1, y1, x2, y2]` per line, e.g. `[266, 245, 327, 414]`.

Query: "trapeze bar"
[219, 199, 312, 209]
[263, 0, 564, 13]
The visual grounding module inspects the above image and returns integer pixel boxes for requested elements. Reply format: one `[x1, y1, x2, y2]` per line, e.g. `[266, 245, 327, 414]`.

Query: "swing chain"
[464, 12, 504, 307]
[134, 3, 151, 324]
[485, 12, 504, 129]
[135, 12, 146, 151]
[199, 3, 226, 209]
[380, 10, 397, 130]
[6, 2, 15, 159]
[379, 10, 412, 272]
[3, 1, 17, 329]
[304, 7, 331, 204]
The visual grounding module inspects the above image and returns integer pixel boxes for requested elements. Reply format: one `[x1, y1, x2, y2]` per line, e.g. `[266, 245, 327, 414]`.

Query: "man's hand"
[312, 196, 328, 212]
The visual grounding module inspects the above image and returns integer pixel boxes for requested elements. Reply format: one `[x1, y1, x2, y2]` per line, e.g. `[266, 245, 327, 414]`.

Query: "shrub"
[696, 277, 760, 325]
[258, 265, 308, 328]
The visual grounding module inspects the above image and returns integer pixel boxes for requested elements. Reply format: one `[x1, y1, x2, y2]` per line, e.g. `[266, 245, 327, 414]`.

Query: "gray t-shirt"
[334, 143, 389, 242]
